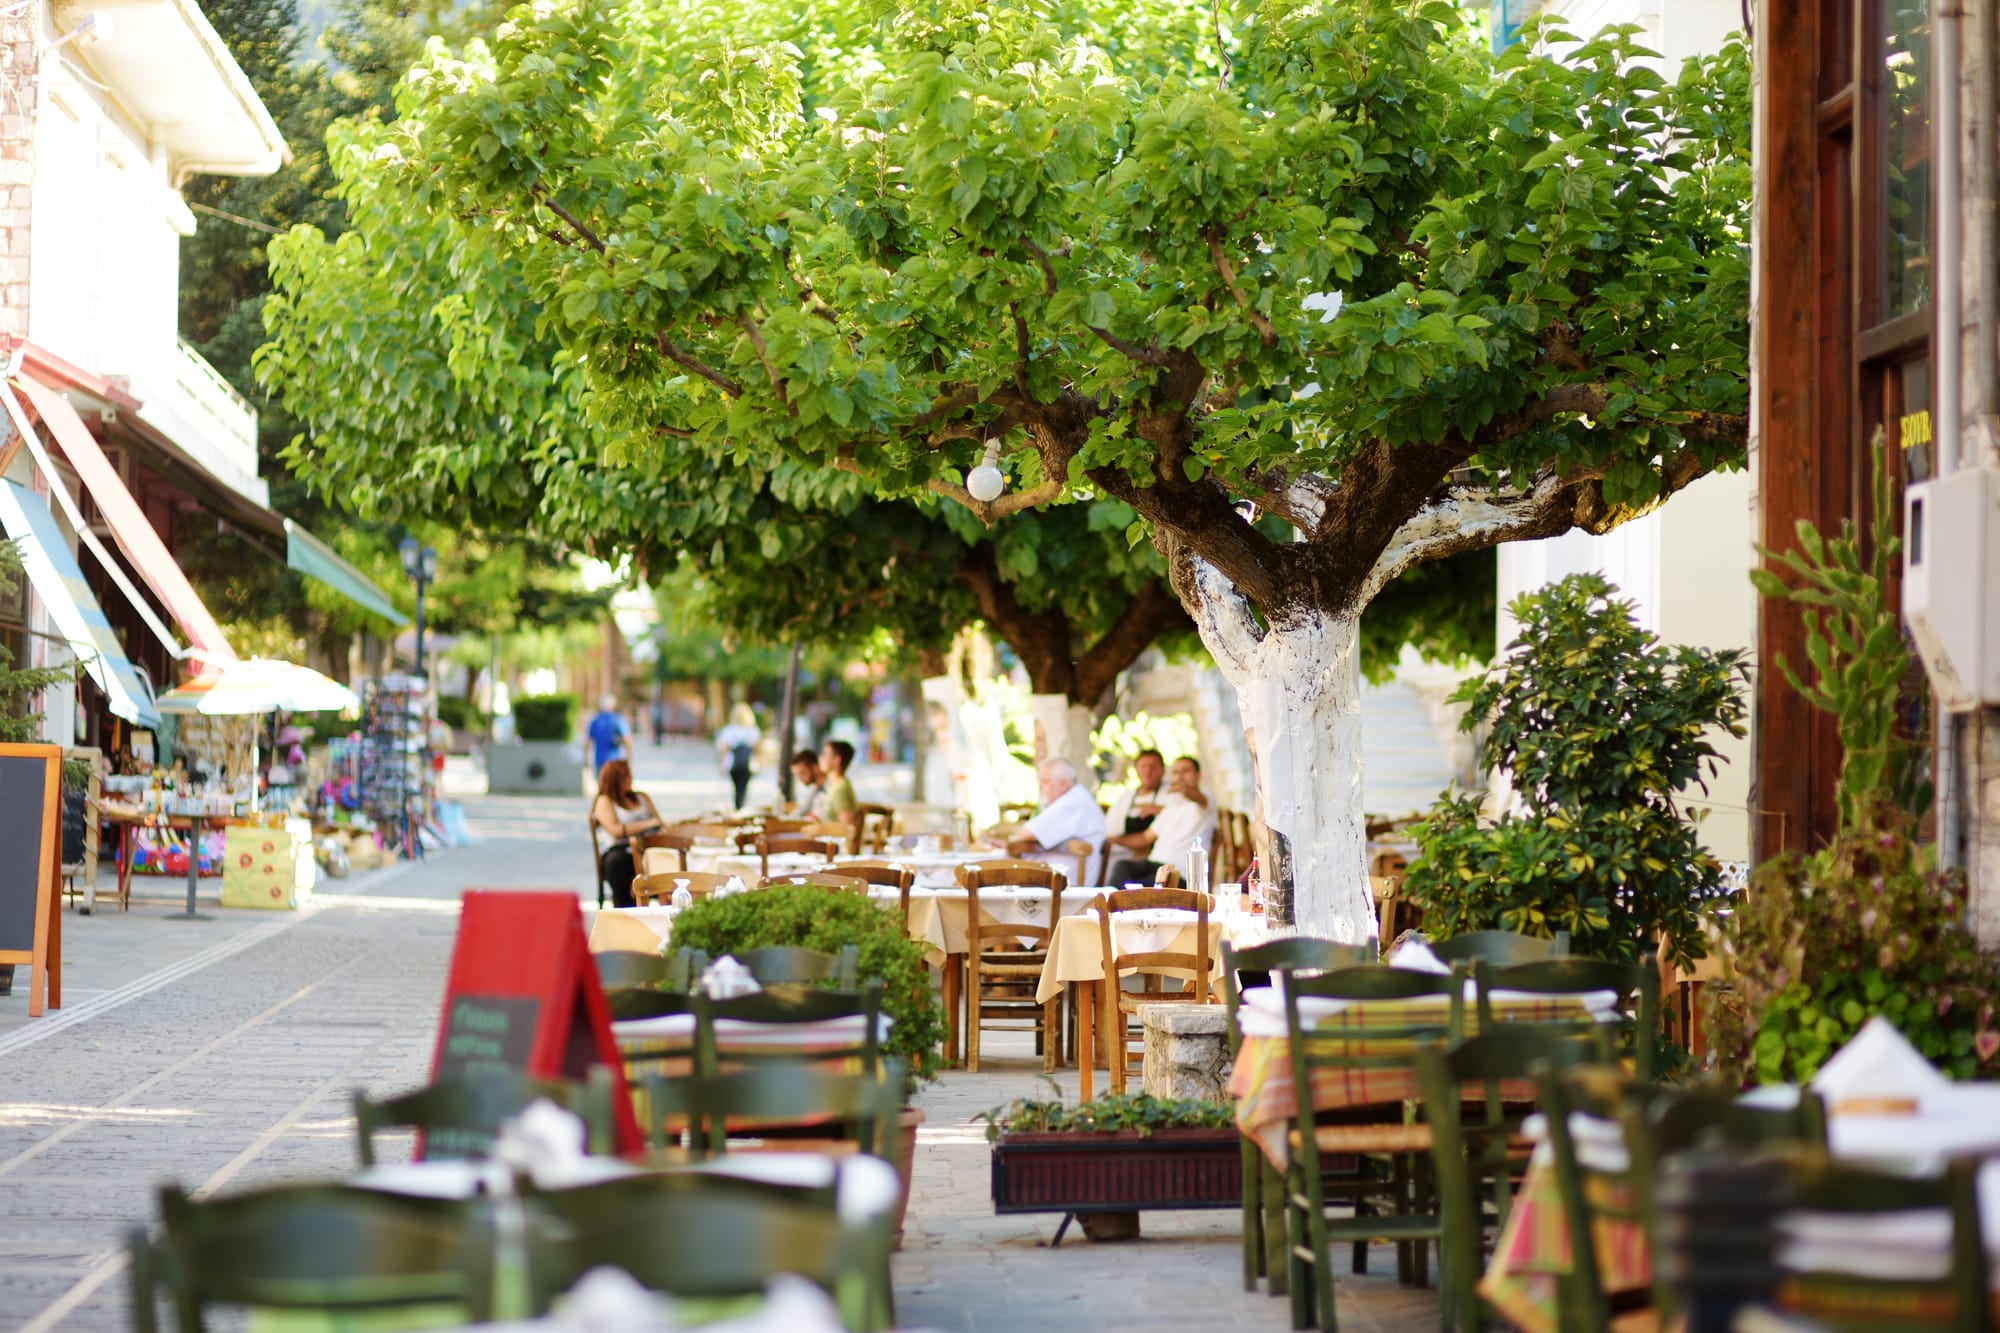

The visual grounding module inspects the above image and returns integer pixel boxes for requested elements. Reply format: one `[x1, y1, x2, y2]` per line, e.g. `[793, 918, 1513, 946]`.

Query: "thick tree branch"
[653, 332, 742, 398]
[1019, 240, 1059, 296]
[1087, 323, 1168, 366]
[927, 475, 1067, 526]
[1207, 231, 1277, 348]
[1069, 578, 1193, 705]
[954, 544, 1075, 697]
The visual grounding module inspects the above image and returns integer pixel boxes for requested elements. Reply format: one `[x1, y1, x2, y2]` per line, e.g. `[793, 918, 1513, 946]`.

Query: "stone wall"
[1139, 1003, 1231, 1103]
[0, 8, 33, 337]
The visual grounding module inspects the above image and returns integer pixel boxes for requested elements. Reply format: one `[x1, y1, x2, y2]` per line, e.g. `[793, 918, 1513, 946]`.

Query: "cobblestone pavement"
[0, 739, 1438, 1331]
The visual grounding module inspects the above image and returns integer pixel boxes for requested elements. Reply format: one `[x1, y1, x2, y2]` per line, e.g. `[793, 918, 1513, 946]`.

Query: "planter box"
[486, 740, 586, 795]
[990, 1127, 1240, 1215]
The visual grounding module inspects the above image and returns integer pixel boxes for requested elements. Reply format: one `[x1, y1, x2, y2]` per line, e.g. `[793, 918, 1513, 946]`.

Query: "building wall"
[0, 7, 37, 338]
[1494, 0, 1755, 863]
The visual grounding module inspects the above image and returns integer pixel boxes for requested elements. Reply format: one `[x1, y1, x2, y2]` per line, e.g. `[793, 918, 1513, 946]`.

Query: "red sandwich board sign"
[429, 890, 642, 1155]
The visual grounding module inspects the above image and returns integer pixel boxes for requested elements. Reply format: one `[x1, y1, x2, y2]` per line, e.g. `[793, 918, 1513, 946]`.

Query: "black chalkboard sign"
[0, 744, 59, 1015]
[59, 785, 87, 867]
[433, 994, 543, 1083]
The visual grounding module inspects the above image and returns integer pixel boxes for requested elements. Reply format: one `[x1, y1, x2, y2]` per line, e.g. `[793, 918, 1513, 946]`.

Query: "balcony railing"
[156, 338, 260, 485]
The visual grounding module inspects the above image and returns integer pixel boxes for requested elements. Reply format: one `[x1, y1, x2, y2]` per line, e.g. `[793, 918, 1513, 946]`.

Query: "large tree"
[279, 0, 1747, 935]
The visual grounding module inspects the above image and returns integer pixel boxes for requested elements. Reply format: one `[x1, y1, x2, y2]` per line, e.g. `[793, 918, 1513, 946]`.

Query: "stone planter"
[989, 1127, 1240, 1241]
[486, 740, 586, 795]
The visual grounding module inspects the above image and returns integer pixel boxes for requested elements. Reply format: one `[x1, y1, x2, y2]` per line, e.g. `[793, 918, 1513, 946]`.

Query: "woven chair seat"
[1289, 1122, 1435, 1154]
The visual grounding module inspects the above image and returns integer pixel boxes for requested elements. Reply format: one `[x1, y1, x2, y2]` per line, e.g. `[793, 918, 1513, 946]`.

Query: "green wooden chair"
[1775, 1153, 1991, 1333]
[595, 949, 676, 992]
[641, 1060, 905, 1160]
[696, 981, 884, 1078]
[522, 1169, 893, 1331]
[353, 1069, 605, 1165]
[1280, 963, 1468, 1330]
[1430, 930, 1571, 966]
[740, 944, 859, 987]
[1474, 956, 1661, 1081]
[129, 1182, 492, 1333]
[1220, 936, 1375, 1296]
[1539, 1072, 1830, 1333]
[667, 946, 709, 991]
[1415, 1027, 1607, 1333]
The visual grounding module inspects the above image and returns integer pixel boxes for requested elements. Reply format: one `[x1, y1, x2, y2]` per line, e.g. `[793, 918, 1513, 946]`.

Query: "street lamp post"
[399, 537, 439, 678]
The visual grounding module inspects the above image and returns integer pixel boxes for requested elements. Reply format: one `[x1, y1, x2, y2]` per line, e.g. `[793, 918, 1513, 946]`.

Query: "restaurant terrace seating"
[1095, 887, 1215, 1095]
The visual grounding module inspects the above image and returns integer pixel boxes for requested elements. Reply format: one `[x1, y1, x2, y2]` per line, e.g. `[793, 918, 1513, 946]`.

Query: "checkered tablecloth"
[1480, 1150, 1649, 1333]
[1228, 994, 1598, 1168]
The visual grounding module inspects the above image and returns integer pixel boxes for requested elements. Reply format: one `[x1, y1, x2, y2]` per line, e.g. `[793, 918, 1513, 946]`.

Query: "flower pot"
[890, 1105, 925, 1249]
[989, 1126, 1241, 1219]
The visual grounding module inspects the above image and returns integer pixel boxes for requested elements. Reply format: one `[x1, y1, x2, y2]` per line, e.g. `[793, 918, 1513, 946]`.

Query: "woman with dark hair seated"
[591, 758, 661, 908]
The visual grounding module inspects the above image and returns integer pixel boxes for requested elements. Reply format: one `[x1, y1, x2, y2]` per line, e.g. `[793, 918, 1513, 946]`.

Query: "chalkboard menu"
[59, 785, 87, 868]
[0, 744, 60, 1015]
[433, 994, 543, 1083]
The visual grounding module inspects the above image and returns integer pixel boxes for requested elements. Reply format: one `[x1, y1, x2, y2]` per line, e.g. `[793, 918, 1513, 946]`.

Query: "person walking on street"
[587, 694, 630, 775]
[716, 704, 761, 810]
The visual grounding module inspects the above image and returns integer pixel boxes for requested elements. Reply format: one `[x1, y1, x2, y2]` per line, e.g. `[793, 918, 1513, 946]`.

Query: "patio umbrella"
[153, 658, 360, 716]
[154, 659, 360, 816]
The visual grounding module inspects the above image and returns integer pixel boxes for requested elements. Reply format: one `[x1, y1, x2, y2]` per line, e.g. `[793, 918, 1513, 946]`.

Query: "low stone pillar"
[1139, 1002, 1231, 1102]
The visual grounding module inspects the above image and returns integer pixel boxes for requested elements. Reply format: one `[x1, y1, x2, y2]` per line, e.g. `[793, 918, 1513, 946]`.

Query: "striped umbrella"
[154, 658, 360, 716]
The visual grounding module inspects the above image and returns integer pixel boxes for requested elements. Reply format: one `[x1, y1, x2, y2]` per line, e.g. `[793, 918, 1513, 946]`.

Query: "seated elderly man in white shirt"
[1104, 756, 1217, 887]
[1005, 757, 1109, 883]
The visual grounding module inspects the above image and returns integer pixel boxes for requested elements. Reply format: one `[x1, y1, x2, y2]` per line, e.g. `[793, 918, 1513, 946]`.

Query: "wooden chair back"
[695, 982, 884, 1077]
[1370, 874, 1414, 947]
[1473, 956, 1661, 1080]
[839, 860, 917, 925]
[1095, 888, 1215, 1002]
[856, 803, 894, 853]
[754, 832, 839, 878]
[958, 858, 1067, 892]
[133, 1184, 490, 1333]
[632, 871, 737, 904]
[887, 831, 957, 852]
[738, 945, 859, 987]
[998, 801, 1039, 823]
[962, 875, 1061, 1074]
[1154, 863, 1183, 888]
[664, 821, 741, 843]
[631, 831, 692, 876]
[1217, 936, 1375, 1053]
[1059, 837, 1098, 889]
[639, 1060, 906, 1160]
[1213, 808, 1255, 880]
[352, 1069, 594, 1166]
[595, 950, 674, 993]
[757, 816, 811, 835]
[1429, 929, 1570, 966]
[1095, 887, 1215, 1092]
[758, 871, 867, 893]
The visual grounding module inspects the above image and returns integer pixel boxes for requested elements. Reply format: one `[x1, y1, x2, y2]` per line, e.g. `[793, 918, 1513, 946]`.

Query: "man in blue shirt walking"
[587, 694, 629, 777]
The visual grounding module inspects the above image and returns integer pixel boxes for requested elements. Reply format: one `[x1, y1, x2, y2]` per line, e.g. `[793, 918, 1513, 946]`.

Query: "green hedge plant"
[668, 884, 947, 1099]
[979, 1087, 1233, 1142]
[1711, 445, 2000, 1083]
[510, 693, 576, 742]
[1404, 573, 1748, 967]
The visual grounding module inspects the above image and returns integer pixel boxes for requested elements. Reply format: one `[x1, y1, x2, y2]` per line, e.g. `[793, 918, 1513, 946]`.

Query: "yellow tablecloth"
[901, 886, 1101, 964]
[1034, 910, 1268, 1004]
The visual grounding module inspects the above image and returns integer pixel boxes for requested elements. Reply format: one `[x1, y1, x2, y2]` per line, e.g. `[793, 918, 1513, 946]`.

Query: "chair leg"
[964, 957, 980, 1074]
[941, 955, 961, 1068]
[1263, 1155, 1290, 1297]
[1041, 997, 1059, 1073]
[1107, 1006, 1126, 1094]
[1241, 1134, 1262, 1292]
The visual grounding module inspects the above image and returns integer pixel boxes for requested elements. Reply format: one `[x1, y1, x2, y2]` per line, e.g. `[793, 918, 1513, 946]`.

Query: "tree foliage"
[1404, 575, 1748, 966]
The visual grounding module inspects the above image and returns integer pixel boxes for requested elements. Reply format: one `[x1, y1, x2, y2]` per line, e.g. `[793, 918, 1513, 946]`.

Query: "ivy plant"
[1403, 573, 1748, 966]
[979, 1084, 1234, 1142]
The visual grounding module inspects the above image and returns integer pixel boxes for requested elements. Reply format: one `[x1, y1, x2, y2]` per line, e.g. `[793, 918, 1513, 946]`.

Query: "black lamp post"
[398, 537, 439, 678]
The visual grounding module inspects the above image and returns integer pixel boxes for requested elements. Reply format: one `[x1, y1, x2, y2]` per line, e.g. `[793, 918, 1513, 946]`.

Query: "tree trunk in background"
[1030, 694, 1098, 778]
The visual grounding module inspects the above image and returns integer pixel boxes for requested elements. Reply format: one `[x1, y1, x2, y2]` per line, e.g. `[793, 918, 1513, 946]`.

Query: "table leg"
[117, 823, 132, 911]
[941, 952, 962, 1068]
[167, 819, 210, 921]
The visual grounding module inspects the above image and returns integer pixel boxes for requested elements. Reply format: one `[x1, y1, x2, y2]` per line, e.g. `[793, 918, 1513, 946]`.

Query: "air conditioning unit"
[1904, 467, 2000, 711]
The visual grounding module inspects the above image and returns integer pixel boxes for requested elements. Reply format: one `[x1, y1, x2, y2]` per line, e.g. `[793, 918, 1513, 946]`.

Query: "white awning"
[0, 479, 161, 729]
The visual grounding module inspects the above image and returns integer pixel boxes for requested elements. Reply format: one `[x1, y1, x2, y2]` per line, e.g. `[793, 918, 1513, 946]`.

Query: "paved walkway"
[0, 738, 1437, 1331]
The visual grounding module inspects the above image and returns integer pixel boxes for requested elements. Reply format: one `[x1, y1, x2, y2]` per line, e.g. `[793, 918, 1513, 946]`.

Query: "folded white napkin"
[720, 876, 750, 897]
[1810, 1015, 1950, 1104]
[492, 1099, 591, 1189]
[1386, 938, 1451, 974]
[554, 1265, 676, 1331]
[700, 954, 762, 999]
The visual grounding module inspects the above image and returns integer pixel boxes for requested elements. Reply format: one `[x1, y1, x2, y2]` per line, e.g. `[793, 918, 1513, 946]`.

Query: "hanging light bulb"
[967, 438, 1006, 503]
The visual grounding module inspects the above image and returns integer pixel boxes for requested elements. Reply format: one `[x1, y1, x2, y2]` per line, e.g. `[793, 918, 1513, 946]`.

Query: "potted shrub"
[668, 884, 948, 1239]
[1711, 454, 2000, 1084]
[488, 692, 584, 794]
[982, 1090, 1239, 1242]
[1403, 573, 1749, 969]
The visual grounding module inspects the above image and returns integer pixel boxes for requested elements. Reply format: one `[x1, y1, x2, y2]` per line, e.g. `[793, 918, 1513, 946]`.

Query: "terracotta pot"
[890, 1105, 925, 1248]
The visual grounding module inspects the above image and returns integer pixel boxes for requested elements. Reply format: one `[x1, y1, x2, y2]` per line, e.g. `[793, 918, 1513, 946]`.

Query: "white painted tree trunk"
[1179, 559, 1375, 943]
[1030, 694, 1099, 778]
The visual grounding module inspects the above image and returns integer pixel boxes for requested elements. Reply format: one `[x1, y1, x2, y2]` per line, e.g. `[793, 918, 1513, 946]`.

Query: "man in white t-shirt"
[1104, 757, 1217, 886]
[1006, 757, 1109, 881]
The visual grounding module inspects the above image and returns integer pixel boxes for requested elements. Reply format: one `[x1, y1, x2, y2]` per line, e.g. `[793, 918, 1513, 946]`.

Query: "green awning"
[284, 520, 409, 627]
